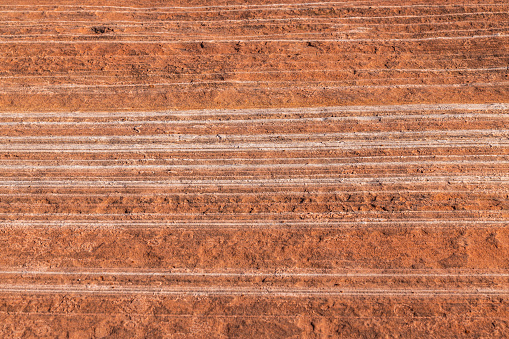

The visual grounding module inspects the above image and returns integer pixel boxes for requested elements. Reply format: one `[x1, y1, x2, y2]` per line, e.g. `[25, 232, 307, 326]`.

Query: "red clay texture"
[1, 0, 509, 338]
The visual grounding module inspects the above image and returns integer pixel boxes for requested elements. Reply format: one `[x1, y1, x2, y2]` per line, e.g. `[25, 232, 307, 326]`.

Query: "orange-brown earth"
[1, 0, 509, 337]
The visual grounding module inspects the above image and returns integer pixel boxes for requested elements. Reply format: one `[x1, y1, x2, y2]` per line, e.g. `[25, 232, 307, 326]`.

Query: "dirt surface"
[1, 0, 509, 338]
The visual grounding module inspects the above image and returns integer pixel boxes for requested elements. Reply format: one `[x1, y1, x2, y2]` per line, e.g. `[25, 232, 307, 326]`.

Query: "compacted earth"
[0, 0, 508, 337]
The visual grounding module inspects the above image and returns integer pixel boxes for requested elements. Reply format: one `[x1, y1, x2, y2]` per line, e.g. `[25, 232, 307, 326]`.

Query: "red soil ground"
[1, 0, 508, 337]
